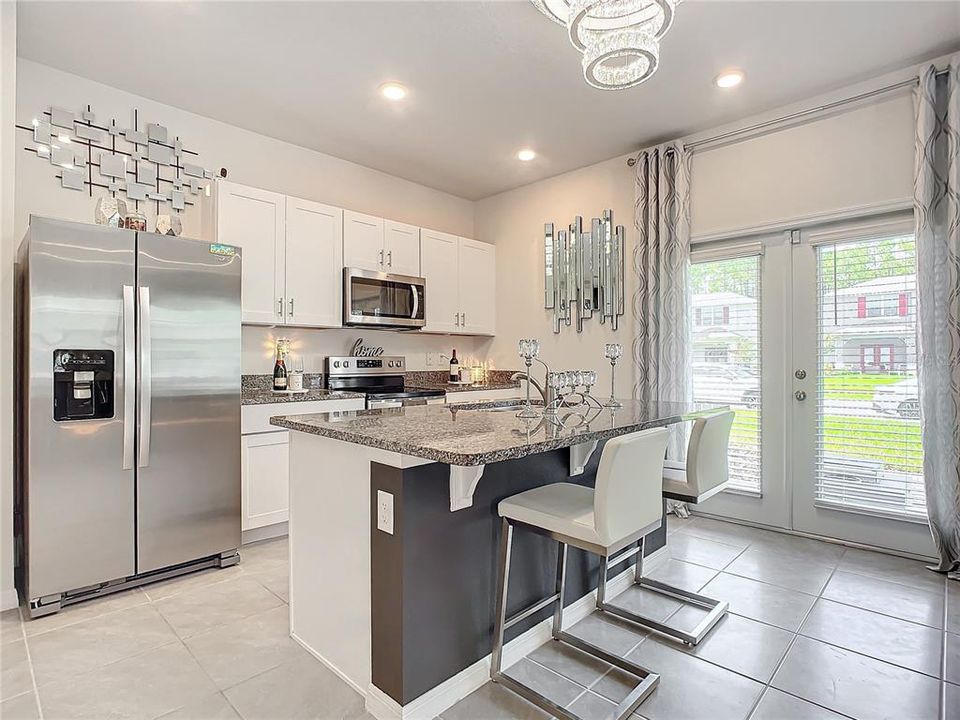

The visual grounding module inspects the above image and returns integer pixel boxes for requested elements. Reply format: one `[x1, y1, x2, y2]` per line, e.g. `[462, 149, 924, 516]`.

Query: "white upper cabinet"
[420, 231, 496, 336]
[458, 238, 496, 336]
[284, 198, 343, 328]
[343, 211, 385, 272]
[421, 229, 460, 333]
[216, 181, 285, 324]
[384, 221, 421, 276]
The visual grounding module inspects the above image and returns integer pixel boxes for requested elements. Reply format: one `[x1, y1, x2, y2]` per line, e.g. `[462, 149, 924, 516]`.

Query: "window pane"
[690, 255, 762, 495]
[815, 235, 925, 520]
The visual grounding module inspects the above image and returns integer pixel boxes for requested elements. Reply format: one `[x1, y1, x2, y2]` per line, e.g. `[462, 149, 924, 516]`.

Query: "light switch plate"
[377, 490, 394, 535]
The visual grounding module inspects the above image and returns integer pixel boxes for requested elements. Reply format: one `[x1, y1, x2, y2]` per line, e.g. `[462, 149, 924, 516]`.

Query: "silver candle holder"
[517, 338, 542, 419]
[603, 343, 623, 409]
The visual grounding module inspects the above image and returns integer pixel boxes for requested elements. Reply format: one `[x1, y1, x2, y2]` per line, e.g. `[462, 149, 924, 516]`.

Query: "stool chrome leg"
[597, 536, 728, 646]
[491, 521, 660, 720]
[491, 517, 514, 678]
[551, 542, 567, 639]
[596, 553, 608, 609]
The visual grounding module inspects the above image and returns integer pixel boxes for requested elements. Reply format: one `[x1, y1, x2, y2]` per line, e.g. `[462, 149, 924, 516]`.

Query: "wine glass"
[603, 343, 623, 408]
[516, 339, 542, 418]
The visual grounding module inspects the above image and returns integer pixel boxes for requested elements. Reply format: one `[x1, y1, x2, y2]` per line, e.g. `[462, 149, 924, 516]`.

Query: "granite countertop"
[404, 369, 521, 394]
[241, 374, 364, 406]
[269, 400, 724, 466]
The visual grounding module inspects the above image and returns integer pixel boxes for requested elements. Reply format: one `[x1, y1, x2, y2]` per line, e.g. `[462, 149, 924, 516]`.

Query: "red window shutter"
[722, 306, 730, 324]
[898, 293, 908, 316]
[857, 296, 866, 318]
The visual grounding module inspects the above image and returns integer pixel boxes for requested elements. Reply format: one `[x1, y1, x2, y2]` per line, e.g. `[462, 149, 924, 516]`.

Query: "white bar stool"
[490, 427, 670, 720]
[596, 410, 735, 647]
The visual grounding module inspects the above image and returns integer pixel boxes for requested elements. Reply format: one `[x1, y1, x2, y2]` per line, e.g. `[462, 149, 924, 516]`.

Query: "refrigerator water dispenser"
[53, 349, 114, 421]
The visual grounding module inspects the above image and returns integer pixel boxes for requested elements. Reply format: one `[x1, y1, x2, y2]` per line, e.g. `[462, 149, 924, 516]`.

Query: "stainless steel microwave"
[343, 268, 426, 329]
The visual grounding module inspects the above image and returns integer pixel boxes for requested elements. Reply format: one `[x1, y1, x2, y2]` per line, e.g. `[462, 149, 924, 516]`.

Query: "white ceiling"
[16, 1, 960, 200]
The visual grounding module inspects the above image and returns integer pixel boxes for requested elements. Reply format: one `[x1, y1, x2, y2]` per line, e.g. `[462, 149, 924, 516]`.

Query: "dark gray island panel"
[370, 443, 667, 706]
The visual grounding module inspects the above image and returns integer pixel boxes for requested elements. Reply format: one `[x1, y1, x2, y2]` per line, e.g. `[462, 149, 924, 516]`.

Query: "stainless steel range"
[324, 356, 446, 409]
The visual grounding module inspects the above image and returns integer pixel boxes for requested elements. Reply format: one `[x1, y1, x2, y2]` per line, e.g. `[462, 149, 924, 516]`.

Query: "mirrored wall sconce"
[544, 209, 625, 334]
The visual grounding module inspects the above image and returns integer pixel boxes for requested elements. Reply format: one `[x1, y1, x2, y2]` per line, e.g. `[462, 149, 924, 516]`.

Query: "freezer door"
[136, 233, 241, 573]
[24, 218, 136, 599]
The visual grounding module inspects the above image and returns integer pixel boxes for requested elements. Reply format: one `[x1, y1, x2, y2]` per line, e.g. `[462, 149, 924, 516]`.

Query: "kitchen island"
[271, 400, 713, 720]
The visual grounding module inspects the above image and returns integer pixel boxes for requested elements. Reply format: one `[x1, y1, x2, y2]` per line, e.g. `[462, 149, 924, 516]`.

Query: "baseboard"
[242, 522, 288, 545]
[363, 550, 667, 720]
[291, 631, 366, 696]
[1, 587, 19, 612]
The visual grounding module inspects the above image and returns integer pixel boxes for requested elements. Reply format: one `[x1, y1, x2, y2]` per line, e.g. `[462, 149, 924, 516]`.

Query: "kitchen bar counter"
[403, 369, 520, 394]
[279, 398, 717, 720]
[270, 399, 704, 466]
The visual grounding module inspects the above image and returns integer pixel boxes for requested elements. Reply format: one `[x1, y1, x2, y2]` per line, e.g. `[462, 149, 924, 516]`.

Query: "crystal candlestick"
[603, 343, 623, 408]
[517, 338, 542, 419]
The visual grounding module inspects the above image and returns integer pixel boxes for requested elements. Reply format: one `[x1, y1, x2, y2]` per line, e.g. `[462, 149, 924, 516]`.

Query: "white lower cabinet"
[242, 432, 290, 531]
[240, 398, 365, 531]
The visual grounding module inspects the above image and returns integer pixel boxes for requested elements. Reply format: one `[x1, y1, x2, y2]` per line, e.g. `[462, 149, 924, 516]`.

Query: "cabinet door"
[458, 238, 496, 335]
[285, 197, 343, 327]
[384, 220, 421, 276]
[343, 210, 385, 272]
[420, 229, 461, 333]
[216, 181, 285, 324]
[241, 432, 289, 531]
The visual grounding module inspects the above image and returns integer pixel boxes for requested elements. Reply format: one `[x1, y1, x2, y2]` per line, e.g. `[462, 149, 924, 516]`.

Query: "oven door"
[343, 268, 425, 329]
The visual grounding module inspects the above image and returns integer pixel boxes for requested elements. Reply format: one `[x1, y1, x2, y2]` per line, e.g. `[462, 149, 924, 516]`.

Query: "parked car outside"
[871, 376, 919, 418]
[692, 363, 760, 408]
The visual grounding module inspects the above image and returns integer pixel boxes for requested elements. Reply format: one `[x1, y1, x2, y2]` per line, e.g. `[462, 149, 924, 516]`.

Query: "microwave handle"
[411, 284, 420, 320]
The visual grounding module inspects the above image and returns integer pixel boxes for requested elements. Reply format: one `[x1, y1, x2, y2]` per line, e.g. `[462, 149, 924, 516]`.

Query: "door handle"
[277, 297, 284, 317]
[289, 298, 294, 317]
[794, 390, 807, 401]
[122, 285, 135, 470]
[387, 250, 392, 267]
[138, 286, 152, 468]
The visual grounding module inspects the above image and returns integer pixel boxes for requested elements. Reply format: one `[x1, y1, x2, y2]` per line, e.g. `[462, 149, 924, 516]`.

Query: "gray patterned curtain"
[632, 143, 692, 461]
[915, 57, 960, 576]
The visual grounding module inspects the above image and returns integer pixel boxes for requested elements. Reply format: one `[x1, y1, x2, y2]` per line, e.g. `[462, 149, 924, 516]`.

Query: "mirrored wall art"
[16, 103, 219, 219]
[543, 209, 626, 334]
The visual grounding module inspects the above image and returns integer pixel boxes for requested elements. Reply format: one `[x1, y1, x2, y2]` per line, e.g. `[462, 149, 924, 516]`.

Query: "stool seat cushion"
[663, 463, 691, 498]
[498, 483, 601, 547]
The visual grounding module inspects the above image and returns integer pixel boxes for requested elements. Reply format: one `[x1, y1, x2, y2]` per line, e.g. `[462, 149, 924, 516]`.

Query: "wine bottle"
[449, 349, 459, 383]
[273, 345, 288, 391]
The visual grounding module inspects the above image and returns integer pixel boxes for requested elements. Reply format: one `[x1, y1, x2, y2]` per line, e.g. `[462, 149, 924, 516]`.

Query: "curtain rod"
[626, 68, 949, 167]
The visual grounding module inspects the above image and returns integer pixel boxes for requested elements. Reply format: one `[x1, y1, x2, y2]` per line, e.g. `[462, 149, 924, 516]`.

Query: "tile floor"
[0, 516, 956, 720]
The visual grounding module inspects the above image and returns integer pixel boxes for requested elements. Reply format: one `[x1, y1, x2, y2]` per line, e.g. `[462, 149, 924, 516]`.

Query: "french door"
[695, 215, 935, 558]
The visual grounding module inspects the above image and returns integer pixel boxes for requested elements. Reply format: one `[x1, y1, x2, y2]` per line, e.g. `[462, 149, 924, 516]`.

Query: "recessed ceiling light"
[379, 82, 407, 101]
[715, 69, 745, 89]
[517, 149, 536, 162]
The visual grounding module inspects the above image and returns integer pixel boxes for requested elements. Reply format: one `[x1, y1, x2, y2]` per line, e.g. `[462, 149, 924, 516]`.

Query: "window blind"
[814, 235, 926, 521]
[690, 254, 762, 495]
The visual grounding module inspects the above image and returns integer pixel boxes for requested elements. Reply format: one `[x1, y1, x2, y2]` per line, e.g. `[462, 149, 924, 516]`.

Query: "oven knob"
[333, 361, 340, 368]
[388, 361, 395, 368]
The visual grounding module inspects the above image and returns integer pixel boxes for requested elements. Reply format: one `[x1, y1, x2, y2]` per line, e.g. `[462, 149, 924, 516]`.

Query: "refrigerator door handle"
[122, 285, 136, 470]
[138, 286, 152, 468]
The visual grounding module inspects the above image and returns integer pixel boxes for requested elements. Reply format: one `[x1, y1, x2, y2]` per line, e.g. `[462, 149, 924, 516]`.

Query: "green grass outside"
[822, 372, 908, 400]
[729, 409, 922, 475]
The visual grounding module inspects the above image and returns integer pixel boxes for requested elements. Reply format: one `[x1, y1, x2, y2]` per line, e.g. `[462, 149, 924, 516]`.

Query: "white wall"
[474, 154, 637, 398]
[1, 2, 18, 611]
[13, 60, 484, 378]
[243, 326, 479, 375]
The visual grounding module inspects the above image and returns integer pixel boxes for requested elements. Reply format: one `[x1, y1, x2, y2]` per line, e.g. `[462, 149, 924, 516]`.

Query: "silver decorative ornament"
[155, 214, 182, 237]
[94, 196, 127, 227]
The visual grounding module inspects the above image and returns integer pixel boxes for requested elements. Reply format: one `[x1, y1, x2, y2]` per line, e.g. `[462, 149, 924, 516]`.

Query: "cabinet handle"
[454, 312, 460, 327]
[289, 298, 295, 317]
[378, 249, 384, 266]
[387, 250, 392, 267]
[277, 297, 284, 317]
[460, 312, 466, 326]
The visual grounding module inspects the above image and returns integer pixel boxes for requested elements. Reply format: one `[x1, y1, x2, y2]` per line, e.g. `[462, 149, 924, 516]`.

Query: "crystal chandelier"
[529, 0, 679, 90]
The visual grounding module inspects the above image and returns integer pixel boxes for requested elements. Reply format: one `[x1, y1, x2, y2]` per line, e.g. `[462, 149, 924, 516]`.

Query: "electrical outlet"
[426, 352, 437, 367]
[377, 490, 394, 535]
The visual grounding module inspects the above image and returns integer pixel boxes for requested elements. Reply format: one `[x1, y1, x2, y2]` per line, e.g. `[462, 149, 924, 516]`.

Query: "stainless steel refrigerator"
[15, 216, 241, 617]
